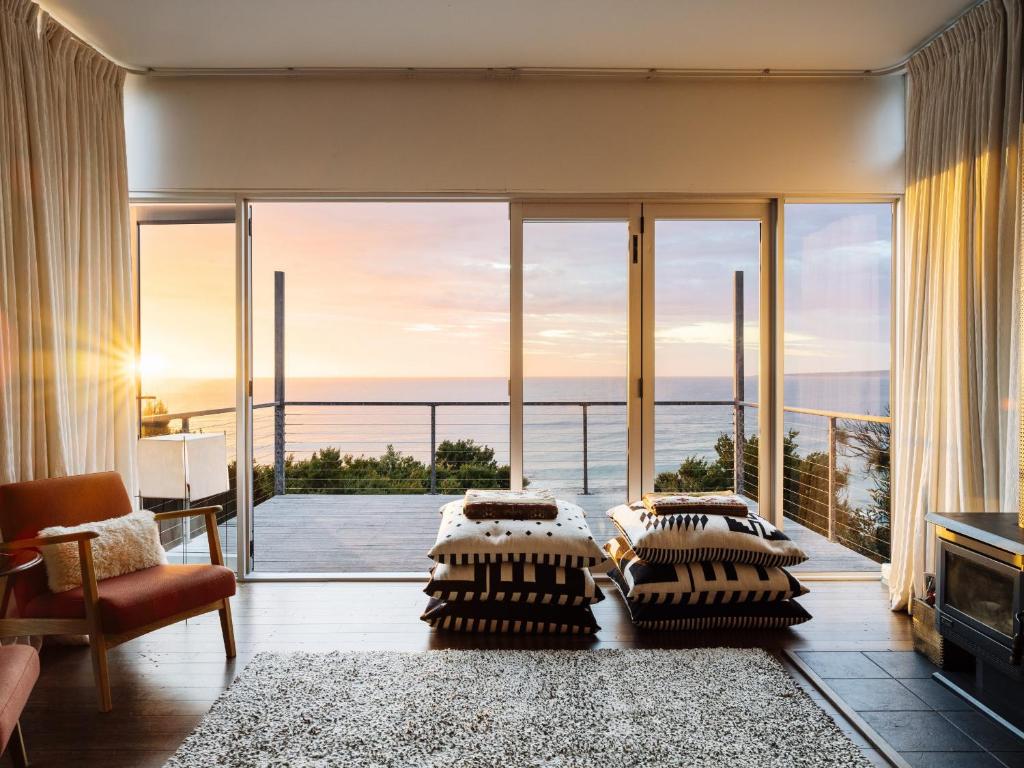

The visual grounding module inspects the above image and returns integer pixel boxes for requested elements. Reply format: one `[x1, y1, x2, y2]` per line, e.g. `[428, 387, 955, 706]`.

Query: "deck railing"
[142, 398, 890, 561]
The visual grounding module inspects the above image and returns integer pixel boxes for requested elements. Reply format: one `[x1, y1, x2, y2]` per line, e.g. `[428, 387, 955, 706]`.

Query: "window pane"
[137, 217, 237, 568]
[783, 203, 892, 566]
[653, 219, 761, 505]
[523, 220, 629, 540]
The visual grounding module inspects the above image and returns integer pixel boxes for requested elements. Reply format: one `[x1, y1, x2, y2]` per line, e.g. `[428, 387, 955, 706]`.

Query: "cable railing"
[779, 405, 891, 562]
[141, 398, 891, 562]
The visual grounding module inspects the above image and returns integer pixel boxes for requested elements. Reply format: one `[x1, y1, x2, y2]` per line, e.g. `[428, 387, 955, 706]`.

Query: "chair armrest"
[153, 506, 227, 567]
[0, 531, 99, 552]
[153, 505, 222, 523]
[0, 532, 101, 613]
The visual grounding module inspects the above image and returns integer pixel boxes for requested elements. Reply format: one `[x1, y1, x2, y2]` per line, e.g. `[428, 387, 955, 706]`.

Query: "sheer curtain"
[891, 0, 1022, 610]
[0, 0, 137, 494]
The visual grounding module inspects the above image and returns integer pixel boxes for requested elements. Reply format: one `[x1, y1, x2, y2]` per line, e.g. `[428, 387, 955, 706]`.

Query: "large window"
[783, 202, 893, 567]
[132, 197, 896, 577]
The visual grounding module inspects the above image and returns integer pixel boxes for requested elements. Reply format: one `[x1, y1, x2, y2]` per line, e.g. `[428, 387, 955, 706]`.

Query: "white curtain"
[0, 0, 137, 495]
[891, 0, 1023, 610]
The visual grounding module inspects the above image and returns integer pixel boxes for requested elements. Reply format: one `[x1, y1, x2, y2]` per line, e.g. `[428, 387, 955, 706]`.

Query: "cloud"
[656, 321, 733, 345]
[405, 323, 442, 333]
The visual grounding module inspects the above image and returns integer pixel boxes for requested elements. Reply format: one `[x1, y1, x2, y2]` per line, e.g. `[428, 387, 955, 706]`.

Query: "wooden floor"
[173, 493, 882, 573]
[9, 579, 907, 768]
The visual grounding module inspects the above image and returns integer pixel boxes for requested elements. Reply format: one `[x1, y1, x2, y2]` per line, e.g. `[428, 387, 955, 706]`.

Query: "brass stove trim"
[935, 526, 1024, 570]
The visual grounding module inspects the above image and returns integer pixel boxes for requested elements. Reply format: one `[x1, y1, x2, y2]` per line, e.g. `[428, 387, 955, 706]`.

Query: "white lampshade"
[137, 433, 230, 501]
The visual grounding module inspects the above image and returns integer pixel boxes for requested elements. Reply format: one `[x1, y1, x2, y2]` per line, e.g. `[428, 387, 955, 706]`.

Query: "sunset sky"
[138, 201, 891, 396]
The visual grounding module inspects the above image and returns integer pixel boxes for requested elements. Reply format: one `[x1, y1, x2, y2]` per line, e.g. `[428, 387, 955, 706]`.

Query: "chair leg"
[8, 721, 28, 768]
[219, 599, 236, 659]
[88, 633, 112, 713]
[78, 539, 111, 712]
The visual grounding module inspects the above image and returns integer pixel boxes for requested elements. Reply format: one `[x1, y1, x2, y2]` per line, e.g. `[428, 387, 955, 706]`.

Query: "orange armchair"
[0, 472, 236, 712]
[0, 645, 38, 768]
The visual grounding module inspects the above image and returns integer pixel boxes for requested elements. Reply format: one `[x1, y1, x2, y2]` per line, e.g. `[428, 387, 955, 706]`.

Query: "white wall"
[124, 74, 905, 195]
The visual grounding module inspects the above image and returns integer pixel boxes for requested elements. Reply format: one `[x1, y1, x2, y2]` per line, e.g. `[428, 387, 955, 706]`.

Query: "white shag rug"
[164, 649, 872, 768]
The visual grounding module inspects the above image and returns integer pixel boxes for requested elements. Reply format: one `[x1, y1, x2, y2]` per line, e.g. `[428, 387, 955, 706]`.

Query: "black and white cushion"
[608, 502, 808, 567]
[608, 566, 811, 630]
[429, 499, 605, 567]
[605, 536, 807, 604]
[420, 598, 600, 634]
[425, 562, 604, 606]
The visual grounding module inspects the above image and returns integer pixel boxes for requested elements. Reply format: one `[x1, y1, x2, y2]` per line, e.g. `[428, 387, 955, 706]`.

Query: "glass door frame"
[130, 200, 242, 571]
[640, 202, 781, 524]
[510, 202, 644, 503]
[235, 196, 253, 578]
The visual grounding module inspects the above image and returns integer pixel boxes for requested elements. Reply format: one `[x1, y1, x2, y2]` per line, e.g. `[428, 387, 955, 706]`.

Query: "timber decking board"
[170, 493, 882, 573]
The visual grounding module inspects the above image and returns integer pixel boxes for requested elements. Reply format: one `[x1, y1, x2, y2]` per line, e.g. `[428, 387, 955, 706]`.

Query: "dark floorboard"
[8, 580, 912, 767]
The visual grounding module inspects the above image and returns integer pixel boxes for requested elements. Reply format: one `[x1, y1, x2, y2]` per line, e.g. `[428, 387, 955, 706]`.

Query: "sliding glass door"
[133, 204, 238, 568]
[514, 204, 642, 541]
[641, 204, 771, 514]
[782, 202, 893, 569]
[246, 202, 510, 573]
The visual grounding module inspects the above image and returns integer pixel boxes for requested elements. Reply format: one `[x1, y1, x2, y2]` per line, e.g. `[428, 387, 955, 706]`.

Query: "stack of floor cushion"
[422, 496, 607, 634]
[605, 494, 812, 630]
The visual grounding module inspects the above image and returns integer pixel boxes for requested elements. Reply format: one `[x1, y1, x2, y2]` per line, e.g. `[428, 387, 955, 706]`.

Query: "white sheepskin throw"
[39, 509, 168, 593]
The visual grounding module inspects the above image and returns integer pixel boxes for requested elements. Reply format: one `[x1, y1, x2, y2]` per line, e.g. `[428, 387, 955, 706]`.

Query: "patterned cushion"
[608, 502, 808, 567]
[609, 566, 811, 630]
[642, 492, 749, 516]
[425, 562, 604, 606]
[463, 489, 558, 520]
[420, 598, 599, 634]
[428, 500, 605, 567]
[605, 536, 807, 604]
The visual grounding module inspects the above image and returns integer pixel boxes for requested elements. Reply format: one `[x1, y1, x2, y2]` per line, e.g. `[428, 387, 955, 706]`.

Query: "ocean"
[147, 371, 889, 508]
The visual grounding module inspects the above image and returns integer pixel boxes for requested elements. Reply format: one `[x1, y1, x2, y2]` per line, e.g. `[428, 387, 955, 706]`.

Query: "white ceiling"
[40, 0, 975, 72]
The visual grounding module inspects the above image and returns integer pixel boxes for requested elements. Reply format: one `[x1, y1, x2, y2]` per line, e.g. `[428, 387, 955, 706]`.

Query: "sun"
[138, 353, 169, 379]
[120, 352, 169, 381]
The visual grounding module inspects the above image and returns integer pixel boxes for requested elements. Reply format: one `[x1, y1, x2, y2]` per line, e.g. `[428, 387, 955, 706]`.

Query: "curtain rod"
[135, 66, 893, 79]
[48, 0, 989, 80]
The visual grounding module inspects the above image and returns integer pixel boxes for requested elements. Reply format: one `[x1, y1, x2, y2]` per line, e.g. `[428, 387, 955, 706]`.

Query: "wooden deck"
[171, 493, 882, 574]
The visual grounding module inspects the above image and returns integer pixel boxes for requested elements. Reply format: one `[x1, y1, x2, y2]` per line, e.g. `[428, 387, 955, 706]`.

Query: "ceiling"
[40, 0, 976, 72]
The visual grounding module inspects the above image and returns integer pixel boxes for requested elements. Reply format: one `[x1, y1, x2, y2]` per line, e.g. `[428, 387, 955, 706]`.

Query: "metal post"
[827, 416, 837, 542]
[273, 271, 285, 496]
[429, 404, 437, 494]
[733, 270, 745, 495]
[582, 404, 589, 495]
[179, 416, 192, 550]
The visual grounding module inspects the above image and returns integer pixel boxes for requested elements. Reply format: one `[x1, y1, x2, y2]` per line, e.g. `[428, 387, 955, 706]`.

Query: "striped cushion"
[605, 536, 807, 604]
[608, 502, 807, 567]
[420, 598, 599, 634]
[608, 566, 811, 630]
[425, 562, 604, 606]
[429, 499, 605, 567]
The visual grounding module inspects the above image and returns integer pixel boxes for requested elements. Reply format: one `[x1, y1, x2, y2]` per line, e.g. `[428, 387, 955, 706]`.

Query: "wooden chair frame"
[0, 506, 236, 712]
[6, 721, 28, 768]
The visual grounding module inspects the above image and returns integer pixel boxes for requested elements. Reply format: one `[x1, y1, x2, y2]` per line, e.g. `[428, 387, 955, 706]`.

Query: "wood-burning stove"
[928, 512, 1024, 736]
